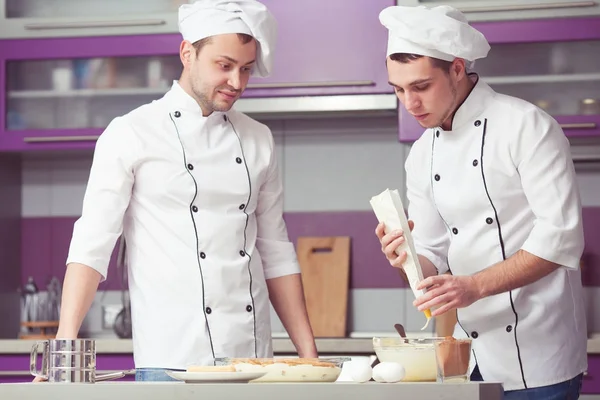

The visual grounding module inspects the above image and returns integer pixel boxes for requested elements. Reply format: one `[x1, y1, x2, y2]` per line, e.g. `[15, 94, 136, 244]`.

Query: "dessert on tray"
[214, 357, 349, 382]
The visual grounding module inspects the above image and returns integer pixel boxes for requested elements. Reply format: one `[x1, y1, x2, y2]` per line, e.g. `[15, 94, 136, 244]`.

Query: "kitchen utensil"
[371, 323, 408, 370]
[114, 238, 132, 339]
[214, 357, 350, 382]
[373, 337, 442, 382]
[30, 339, 128, 383]
[45, 277, 61, 325]
[394, 323, 407, 340]
[296, 236, 350, 337]
[22, 277, 39, 329]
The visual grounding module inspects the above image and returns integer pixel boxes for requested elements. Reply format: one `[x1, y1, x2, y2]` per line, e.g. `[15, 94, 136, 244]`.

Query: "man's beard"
[192, 82, 238, 114]
[430, 80, 458, 129]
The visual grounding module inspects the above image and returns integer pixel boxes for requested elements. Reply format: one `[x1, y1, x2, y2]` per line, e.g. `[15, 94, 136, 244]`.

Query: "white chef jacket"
[406, 76, 587, 391]
[67, 81, 301, 369]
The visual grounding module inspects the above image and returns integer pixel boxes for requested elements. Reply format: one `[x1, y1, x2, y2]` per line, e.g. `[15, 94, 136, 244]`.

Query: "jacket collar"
[163, 80, 227, 123]
[443, 74, 496, 132]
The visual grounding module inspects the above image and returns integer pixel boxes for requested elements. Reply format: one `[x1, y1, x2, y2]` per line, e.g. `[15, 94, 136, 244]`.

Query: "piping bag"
[370, 188, 432, 330]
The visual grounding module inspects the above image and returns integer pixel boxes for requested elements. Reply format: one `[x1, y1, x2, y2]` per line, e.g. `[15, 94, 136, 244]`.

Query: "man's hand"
[414, 274, 482, 317]
[375, 220, 415, 269]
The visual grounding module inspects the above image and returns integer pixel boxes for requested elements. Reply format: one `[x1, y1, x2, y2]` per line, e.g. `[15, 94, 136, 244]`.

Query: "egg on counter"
[347, 360, 373, 383]
[372, 362, 405, 383]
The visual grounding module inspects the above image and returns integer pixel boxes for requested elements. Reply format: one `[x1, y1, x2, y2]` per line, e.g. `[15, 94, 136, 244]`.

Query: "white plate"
[166, 370, 267, 383]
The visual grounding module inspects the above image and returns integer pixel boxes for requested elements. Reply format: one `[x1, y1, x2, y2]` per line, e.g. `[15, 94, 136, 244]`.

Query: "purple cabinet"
[582, 355, 600, 394]
[0, 353, 135, 383]
[398, 16, 600, 142]
[244, 0, 394, 98]
[0, 0, 394, 152]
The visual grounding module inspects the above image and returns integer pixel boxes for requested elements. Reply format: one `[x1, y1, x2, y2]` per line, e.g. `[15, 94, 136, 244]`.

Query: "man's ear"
[180, 40, 195, 68]
[451, 58, 467, 80]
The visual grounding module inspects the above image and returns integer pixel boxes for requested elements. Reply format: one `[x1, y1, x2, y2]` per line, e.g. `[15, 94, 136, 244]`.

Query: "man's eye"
[415, 85, 429, 91]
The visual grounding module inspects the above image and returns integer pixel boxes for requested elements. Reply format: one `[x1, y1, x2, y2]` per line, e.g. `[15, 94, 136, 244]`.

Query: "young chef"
[375, 5, 586, 399]
[49, 0, 317, 382]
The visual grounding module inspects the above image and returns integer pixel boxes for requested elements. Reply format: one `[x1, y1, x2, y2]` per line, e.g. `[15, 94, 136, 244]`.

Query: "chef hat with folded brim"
[379, 5, 490, 63]
[178, 0, 276, 77]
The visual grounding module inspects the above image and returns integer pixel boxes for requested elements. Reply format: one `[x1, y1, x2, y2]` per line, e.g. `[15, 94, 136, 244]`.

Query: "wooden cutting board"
[296, 236, 351, 337]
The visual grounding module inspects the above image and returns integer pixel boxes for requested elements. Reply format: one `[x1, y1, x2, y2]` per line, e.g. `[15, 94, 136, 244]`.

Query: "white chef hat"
[379, 5, 490, 63]
[178, 0, 277, 77]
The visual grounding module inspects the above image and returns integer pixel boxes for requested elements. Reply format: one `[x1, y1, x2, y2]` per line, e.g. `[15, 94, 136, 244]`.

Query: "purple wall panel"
[20, 218, 52, 286]
[582, 208, 600, 286]
[20, 208, 600, 290]
[282, 212, 407, 290]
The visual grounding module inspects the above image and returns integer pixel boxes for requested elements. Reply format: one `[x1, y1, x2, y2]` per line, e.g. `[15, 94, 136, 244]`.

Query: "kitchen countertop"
[0, 381, 504, 400]
[2, 334, 600, 354]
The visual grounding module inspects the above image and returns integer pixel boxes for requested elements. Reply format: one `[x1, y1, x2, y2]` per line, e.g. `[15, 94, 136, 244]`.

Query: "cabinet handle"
[560, 123, 597, 129]
[460, 1, 596, 13]
[24, 19, 166, 30]
[573, 155, 600, 162]
[23, 136, 100, 143]
[247, 80, 375, 89]
[0, 371, 30, 376]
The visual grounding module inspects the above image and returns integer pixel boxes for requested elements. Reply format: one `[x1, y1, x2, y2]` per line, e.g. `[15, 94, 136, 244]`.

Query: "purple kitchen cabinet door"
[0, 353, 136, 383]
[0, 0, 395, 152]
[0, 34, 181, 152]
[582, 355, 600, 394]
[244, 0, 395, 98]
[398, 16, 600, 142]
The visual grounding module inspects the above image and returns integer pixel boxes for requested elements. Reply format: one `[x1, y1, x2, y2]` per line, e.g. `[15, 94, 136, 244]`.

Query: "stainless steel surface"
[247, 81, 375, 89]
[459, 1, 596, 13]
[30, 339, 126, 383]
[0, 380, 505, 400]
[3, 335, 600, 354]
[573, 155, 600, 163]
[233, 94, 398, 115]
[0, 370, 135, 377]
[113, 239, 132, 339]
[561, 123, 597, 129]
[23, 136, 100, 143]
[21, 277, 39, 332]
[24, 19, 167, 30]
[48, 339, 95, 353]
[49, 353, 95, 369]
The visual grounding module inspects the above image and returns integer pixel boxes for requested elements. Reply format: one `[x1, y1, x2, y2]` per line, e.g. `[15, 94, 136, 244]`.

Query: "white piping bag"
[370, 188, 432, 330]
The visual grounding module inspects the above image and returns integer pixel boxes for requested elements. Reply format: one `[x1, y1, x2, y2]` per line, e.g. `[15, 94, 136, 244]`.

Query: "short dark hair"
[389, 53, 452, 73]
[192, 33, 254, 56]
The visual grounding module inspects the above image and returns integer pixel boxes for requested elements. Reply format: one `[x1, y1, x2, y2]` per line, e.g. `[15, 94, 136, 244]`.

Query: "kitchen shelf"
[483, 72, 600, 85]
[7, 87, 169, 99]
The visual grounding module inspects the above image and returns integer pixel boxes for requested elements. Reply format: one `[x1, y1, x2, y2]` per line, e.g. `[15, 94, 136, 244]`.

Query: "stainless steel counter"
[2, 336, 600, 354]
[0, 338, 374, 354]
[0, 381, 504, 400]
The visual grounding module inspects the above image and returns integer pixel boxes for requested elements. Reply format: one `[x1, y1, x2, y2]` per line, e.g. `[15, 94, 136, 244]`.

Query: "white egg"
[348, 360, 372, 383]
[371, 363, 387, 382]
[373, 362, 405, 383]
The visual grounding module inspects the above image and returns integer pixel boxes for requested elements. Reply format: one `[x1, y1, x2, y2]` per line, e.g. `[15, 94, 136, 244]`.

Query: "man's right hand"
[375, 220, 415, 269]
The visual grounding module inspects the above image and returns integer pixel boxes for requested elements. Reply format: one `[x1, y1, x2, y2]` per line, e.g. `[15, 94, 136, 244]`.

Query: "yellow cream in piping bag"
[370, 188, 432, 331]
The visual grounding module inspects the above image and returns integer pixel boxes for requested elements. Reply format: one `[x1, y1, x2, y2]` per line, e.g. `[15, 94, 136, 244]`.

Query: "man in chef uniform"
[51, 0, 318, 382]
[375, 5, 586, 399]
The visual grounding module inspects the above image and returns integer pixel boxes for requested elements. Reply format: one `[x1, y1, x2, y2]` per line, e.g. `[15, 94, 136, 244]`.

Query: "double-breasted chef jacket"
[67, 81, 301, 369]
[407, 75, 587, 391]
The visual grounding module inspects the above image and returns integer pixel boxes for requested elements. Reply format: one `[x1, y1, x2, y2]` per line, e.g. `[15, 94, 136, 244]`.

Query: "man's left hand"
[414, 275, 482, 317]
